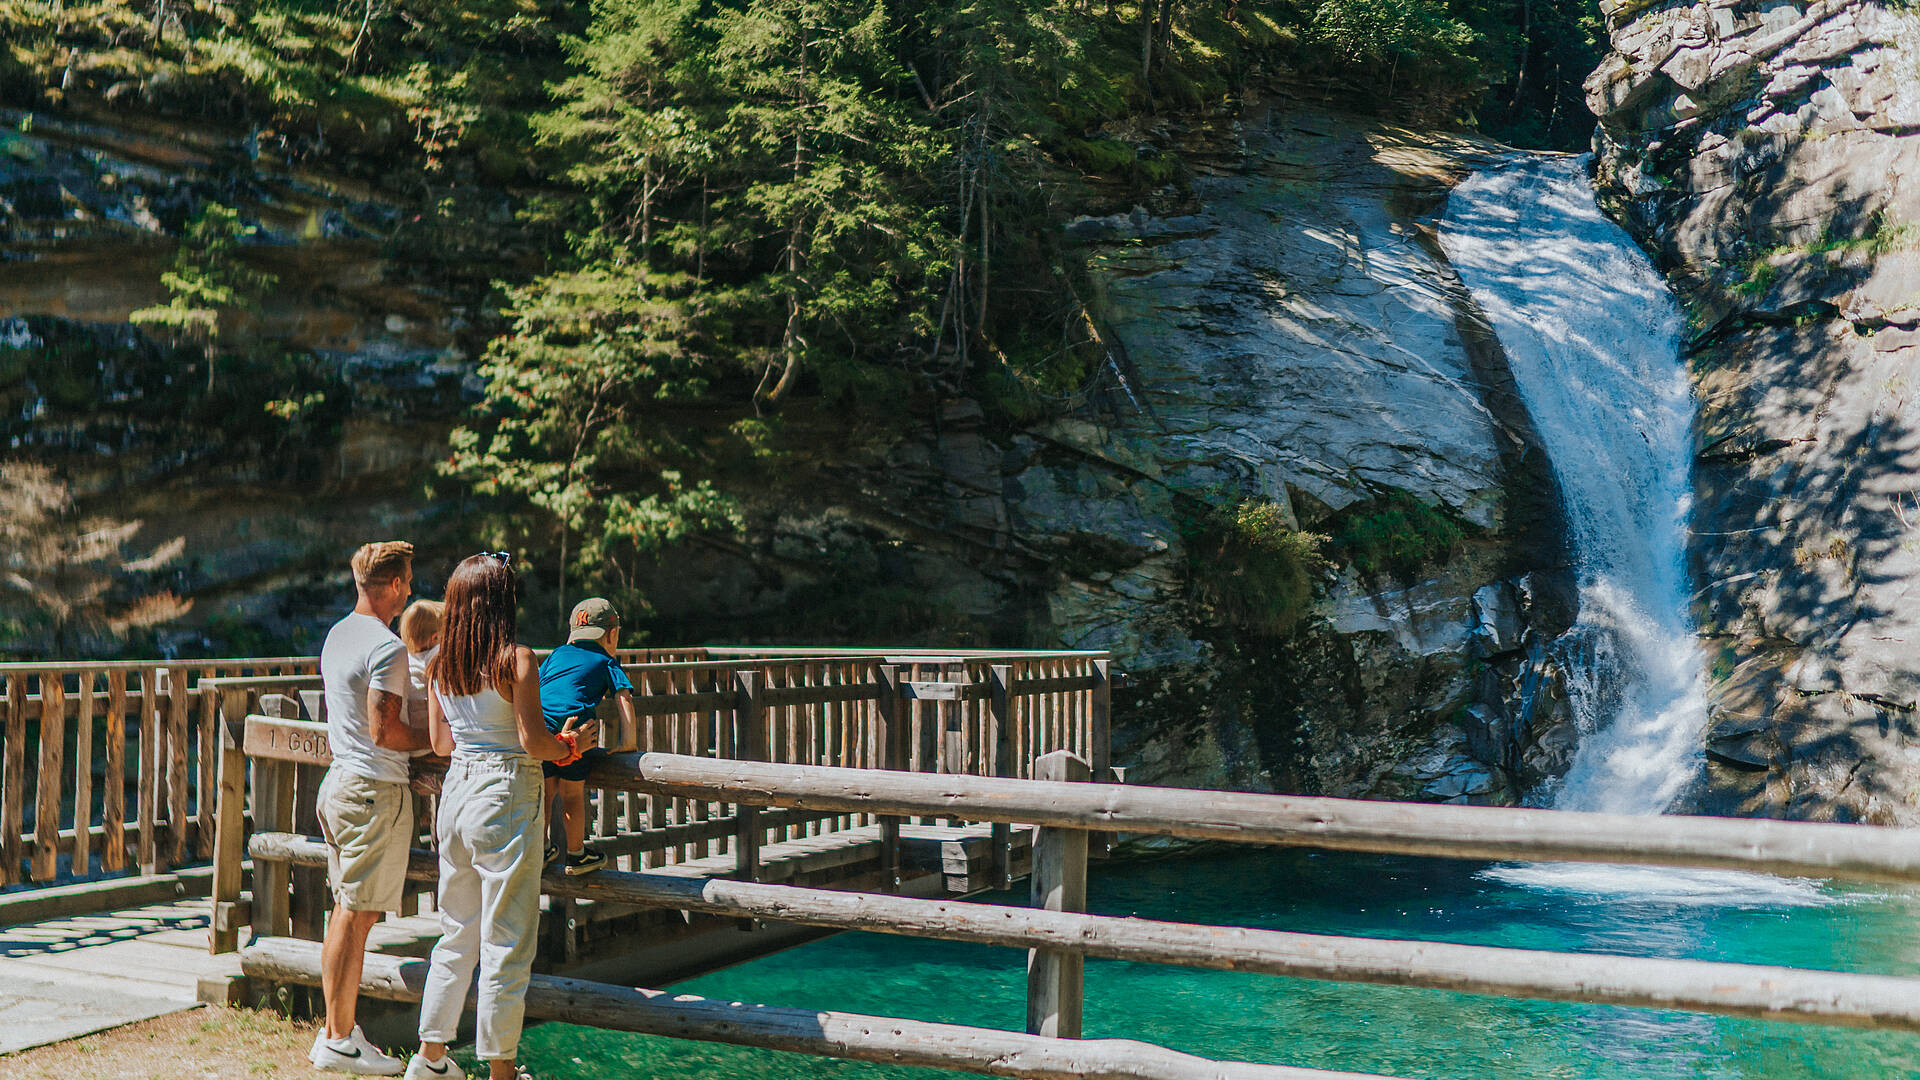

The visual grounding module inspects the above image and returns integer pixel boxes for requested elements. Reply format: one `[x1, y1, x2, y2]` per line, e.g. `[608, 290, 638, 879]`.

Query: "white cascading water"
[1437, 155, 1708, 818]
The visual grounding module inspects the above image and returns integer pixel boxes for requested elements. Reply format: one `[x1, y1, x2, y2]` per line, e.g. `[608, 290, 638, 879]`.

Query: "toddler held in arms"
[400, 600, 446, 744]
[538, 597, 638, 875]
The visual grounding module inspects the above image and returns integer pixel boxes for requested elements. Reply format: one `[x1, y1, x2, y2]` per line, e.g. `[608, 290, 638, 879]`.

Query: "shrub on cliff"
[1329, 490, 1470, 578]
[1188, 499, 1329, 637]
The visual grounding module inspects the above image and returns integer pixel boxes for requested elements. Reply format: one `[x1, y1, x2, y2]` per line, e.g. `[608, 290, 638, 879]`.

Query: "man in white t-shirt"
[311, 540, 431, 1075]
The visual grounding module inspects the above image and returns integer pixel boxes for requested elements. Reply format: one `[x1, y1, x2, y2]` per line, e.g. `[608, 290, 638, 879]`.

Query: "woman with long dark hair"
[404, 553, 596, 1080]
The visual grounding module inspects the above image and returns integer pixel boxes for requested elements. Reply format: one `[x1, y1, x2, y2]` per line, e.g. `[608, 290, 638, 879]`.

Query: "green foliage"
[129, 203, 276, 379]
[1187, 498, 1329, 637]
[1330, 490, 1470, 577]
[1309, 0, 1479, 92]
[444, 263, 749, 614]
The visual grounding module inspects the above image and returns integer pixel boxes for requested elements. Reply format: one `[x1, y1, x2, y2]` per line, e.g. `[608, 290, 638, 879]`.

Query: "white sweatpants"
[417, 753, 544, 1060]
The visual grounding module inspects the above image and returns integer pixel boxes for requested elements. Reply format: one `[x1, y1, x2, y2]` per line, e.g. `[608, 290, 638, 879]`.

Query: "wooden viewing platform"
[22, 644, 1920, 1078]
[0, 647, 1111, 1053]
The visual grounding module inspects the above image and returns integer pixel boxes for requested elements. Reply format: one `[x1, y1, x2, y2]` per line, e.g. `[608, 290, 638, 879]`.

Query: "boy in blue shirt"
[539, 597, 638, 875]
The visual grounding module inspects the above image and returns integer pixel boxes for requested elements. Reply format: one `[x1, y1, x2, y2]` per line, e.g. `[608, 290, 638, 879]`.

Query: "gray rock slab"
[0, 971, 198, 1054]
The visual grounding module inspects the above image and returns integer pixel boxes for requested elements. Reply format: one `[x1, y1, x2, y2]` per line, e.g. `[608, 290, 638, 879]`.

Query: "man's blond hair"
[350, 541, 414, 590]
[397, 599, 444, 651]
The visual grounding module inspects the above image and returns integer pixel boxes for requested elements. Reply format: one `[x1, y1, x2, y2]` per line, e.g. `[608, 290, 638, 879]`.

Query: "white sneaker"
[404, 1052, 467, 1080]
[310, 1025, 405, 1075]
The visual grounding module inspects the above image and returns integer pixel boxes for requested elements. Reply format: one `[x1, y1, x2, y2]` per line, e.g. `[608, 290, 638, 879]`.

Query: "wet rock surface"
[1591, 0, 1920, 821]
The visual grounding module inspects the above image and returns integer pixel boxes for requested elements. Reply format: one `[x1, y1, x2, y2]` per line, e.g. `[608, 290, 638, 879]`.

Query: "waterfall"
[1437, 155, 1706, 816]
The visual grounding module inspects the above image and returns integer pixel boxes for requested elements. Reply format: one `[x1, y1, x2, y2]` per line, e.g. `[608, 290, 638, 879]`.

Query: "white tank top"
[434, 681, 522, 756]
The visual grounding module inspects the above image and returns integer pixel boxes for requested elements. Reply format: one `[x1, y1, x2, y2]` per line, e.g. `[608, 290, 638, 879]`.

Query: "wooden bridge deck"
[0, 820, 1033, 1054]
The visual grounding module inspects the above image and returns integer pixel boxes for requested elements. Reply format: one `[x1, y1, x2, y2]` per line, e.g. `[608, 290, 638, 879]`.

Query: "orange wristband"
[554, 730, 581, 767]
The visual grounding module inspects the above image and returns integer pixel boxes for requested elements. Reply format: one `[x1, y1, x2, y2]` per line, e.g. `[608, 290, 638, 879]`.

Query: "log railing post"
[1026, 748, 1090, 1039]
[988, 665, 1014, 890]
[733, 670, 763, 883]
[874, 663, 904, 892]
[1091, 659, 1112, 858]
[210, 686, 252, 954]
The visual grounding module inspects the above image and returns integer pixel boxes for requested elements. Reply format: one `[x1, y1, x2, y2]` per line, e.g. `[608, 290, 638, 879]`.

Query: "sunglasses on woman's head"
[475, 551, 513, 565]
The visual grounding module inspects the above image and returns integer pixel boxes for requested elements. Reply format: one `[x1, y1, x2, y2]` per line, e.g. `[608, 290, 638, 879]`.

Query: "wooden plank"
[198, 669, 218, 860]
[252, 760, 292, 940]
[988, 665, 1014, 890]
[210, 687, 252, 954]
[758, 683, 882, 708]
[139, 668, 162, 874]
[1090, 659, 1112, 858]
[0, 867, 213, 928]
[606, 752, 1920, 886]
[732, 671, 762, 883]
[32, 672, 66, 880]
[1028, 750, 1089, 1039]
[902, 681, 976, 702]
[875, 664, 901, 893]
[243, 939, 1397, 1080]
[632, 691, 734, 719]
[244, 716, 334, 766]
[168, 667, 190, 867]
[2, 674, 24, 885]
[103, 670, 128, 872]
[72, 669, 94, 875]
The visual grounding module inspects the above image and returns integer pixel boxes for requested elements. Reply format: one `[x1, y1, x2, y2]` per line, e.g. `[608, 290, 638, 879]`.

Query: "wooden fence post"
[103, 670, 128, 873]
[988, 665, 1014, 890]
[2, 674, 23, 885]
[33, 671, 65, 880]
[874, 664, 903, 893]
[210, 686, 252, 954]
[167, 667, 190, 867]
[139, 668, 163, 875]
[732, 670, 763, 883]
[1091, 659, 1112, 858]
[73, 668, 94, 876]
[251, 695, 299, 941]
[1026, 749, 1089, 1040]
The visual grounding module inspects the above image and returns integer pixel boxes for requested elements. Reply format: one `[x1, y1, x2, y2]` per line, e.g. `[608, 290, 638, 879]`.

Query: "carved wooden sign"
[245, 715, 334, 766]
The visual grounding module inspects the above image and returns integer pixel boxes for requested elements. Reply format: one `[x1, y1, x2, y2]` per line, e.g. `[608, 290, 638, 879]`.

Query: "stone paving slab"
[0, 972, 199, 1054]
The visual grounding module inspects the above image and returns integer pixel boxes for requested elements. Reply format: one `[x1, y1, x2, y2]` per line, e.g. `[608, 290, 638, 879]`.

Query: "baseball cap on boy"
[566, 597, 620, 642]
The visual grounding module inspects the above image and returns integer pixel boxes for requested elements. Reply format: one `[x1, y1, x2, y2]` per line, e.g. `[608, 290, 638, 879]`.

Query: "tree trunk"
[1139, 0, 1154, 93]
[1510, 0, 1531, 112]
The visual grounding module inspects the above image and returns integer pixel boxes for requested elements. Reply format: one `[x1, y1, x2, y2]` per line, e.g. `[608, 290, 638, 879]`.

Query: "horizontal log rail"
[249, 831, 1920, 1033]
[242, 938, 1401, 1080]
[604, 753, 1920, 886]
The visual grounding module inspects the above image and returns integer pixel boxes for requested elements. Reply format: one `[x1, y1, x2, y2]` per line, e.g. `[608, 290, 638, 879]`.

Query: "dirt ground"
[0, 1005, 451, 1080]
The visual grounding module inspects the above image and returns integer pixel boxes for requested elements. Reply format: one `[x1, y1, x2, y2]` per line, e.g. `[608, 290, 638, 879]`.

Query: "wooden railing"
[209, 650, 1110, 952]
[241, 751, 1920, 1080]
[0, 657, 319, 888]
[0, 646, 1105, 892]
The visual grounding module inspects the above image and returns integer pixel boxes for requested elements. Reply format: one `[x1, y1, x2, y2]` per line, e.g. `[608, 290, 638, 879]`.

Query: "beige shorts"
[317, 771, 414, 913]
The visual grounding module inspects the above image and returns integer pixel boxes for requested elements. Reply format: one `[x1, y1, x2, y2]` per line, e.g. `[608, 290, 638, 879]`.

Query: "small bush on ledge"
[1188, 499, 1328, 636]
[1329, 490, 1470, 578]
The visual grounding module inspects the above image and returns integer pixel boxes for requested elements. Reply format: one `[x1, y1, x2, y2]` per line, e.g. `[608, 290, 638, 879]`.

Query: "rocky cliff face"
[914, 100, 1582, 800]
[2, 92, 1580, 800]
[1588, 0, 1920, 821]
